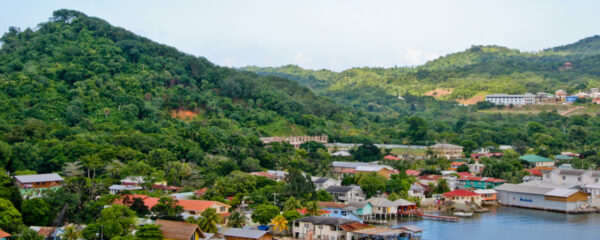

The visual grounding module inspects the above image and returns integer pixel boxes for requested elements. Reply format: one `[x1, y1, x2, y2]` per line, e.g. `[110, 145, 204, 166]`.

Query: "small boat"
[453, 211, 473, 217]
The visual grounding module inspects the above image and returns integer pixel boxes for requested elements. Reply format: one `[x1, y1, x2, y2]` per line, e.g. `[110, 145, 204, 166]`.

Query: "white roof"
[474, 189, 497, 195]
[495, 183, 554, 195]
[15, 173, 63, 183]
[120, 176, 145, 184]
[392, 198, 416, 206]
[332, 161, 373, 168]
[331, 151, 352, 157]
[109, 185, 142, 191]
[356, 165, 393, 172]
[431, 143, 463, 149]
[544, 188, 580, 197]
[367, 197, 395, 207]
[266, 170, 288, 177]
[169, 192, 195, 199]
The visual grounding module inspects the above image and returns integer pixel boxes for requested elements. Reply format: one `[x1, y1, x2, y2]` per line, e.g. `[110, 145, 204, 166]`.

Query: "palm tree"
[283, 197, 302, 211]
[305, 201, 320, 216]
[270, 215, 288, 235]
[62, 161, 85, 178]
[227, 211, 246, 228]
[62, 225, 81, 240]
[198, 208, 221, 234]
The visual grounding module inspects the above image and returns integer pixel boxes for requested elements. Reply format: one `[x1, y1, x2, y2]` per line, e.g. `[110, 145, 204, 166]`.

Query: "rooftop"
[495, 183, 554, 195]
[296, 216, 359, 226]
[14, 173, 63, 183]
[326, 185, 359, 193]
[156, 219, 204, 240]
[431, 143, 463, 149]
[332, 161, 373, 168]
[223, 228, 270, 239]
[519, 154, 554, 163]
[442, 190, 479, 197]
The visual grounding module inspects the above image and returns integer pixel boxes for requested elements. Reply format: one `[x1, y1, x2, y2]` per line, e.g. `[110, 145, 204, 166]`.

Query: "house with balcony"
[292, 216, 360, 240]
[14, 173, 64, 198]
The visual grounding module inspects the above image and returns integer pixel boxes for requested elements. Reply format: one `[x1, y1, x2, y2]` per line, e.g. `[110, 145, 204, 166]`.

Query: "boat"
[453, 211, 473, 217]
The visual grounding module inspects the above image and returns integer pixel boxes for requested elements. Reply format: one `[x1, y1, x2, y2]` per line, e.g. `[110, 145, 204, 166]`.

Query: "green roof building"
[519, 154, 555, 167]
[554, 155, 573, 161]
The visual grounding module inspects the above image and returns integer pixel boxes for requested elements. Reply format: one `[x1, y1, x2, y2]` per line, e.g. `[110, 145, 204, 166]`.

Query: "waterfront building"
[345, 202, 373, 218]
[519, 154, 555, 167]
[292, 216, 360, 240]
[496, 183, 589, 212]
[408, 182, 429, 199]
[325, 185, 366, 203]
[430, 143, 464, 160]
[442, 190, 482, 206]
[14, 173, 64, 198]
[485, 93, 535, 105]
[474, 189, 498, 205]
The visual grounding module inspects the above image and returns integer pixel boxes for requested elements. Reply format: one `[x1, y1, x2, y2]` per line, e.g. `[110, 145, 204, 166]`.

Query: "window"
[220, 207, 225, 212]
[578, 177, 582, 182]
[595, 178, 599, 183]
[334, 210, 338, 214]
[562, 176, 566, 180]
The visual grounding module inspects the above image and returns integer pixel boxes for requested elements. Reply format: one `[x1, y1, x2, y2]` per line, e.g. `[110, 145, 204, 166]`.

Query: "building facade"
[325, 186, 366, 203]
[430, 143, 463, 160]
[485, 93, 535, 105]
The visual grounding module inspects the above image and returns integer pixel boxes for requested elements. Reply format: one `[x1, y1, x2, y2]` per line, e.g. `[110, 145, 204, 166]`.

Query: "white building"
[496, 183, 589, 212]
[109, 185, 142, 194]
[408, 183, 427, 199]
[325, 186, 365, 203]
[312, 177, 340, 191]
[485, 93, 535, 105]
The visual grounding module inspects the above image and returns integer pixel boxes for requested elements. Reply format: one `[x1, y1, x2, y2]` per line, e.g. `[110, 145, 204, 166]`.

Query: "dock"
[420, 214, 459, 222]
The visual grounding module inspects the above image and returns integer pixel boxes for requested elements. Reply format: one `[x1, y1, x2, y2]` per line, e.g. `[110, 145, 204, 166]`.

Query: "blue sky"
[1, 0, 599, 71]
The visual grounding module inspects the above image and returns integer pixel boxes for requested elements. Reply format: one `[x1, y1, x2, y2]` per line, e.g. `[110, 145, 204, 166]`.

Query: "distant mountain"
[243, 35, 600, 110]
[548, 35, 600, 54]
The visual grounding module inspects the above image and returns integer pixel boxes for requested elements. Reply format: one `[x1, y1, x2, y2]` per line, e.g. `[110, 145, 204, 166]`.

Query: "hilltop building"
[430, 143, 463, 160]
[14, 173, 64, 198]
[259, 135, 328, 148]
[485, 93, 535, 105]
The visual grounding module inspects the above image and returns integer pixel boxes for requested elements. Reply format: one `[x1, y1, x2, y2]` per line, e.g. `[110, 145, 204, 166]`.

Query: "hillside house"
[156, 219, 205, 240]
[458, 176, 505, 189]
[430, 143, 463, 160]
[408, 182, 429, 199]
[119, 195, 231, 218]
[14, 173, 64, 198]
[325, 186, 365, 203]
[312, 177, 340, 191]
[0, 229, 9, 240]
[355, 165, 397, 178]
[474, 189, 498, 204]
[520, 154, 555, 167]
[29, 226, 64, 240]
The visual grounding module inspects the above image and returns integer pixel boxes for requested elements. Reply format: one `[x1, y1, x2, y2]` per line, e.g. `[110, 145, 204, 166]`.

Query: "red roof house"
[456, 172, 473, 178]
[384, 155, 400, 160]
[443, 189, 479, 198]
[117, 195, 231, 217]
[405, 169, 421, 176]
[524, 169, 542, 176]
[0, 229, 10, 238]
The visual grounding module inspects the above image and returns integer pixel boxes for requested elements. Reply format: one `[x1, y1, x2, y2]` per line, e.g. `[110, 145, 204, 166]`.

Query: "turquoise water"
[389, 206, 600, 240]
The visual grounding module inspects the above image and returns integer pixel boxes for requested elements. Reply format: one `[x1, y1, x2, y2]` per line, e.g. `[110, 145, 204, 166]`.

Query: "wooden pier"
[420, 214, 459, 222]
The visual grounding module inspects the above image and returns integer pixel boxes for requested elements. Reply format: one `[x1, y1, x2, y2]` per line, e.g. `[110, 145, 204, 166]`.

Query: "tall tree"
[0, 198, 22, 233]
[135, 224, 163, 240]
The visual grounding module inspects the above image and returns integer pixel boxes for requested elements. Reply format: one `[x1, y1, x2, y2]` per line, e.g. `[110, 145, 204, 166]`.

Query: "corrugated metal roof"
[15, 173, 63, 183]
[296, 216, 359, 226]
[332, 161, 372, 168]
[544, 188, 579, 197]
[474, 189, 497, 195]
[519, 154, 554, 163]
[355, 165, 393, 172]
[326, 185, 357, 193]
[431, 143, 463, 149]
[367, 197, 395, 207]
[223, 228, 269, 239]
[495, 183, 554, 195]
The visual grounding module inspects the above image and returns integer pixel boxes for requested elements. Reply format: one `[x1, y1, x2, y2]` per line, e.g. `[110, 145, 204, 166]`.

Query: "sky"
[1, 0, 599, 71]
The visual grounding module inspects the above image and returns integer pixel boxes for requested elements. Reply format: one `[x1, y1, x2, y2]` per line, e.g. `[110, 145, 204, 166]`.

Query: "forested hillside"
[243, 36, 600, 104]
[0, 9, 401, 175]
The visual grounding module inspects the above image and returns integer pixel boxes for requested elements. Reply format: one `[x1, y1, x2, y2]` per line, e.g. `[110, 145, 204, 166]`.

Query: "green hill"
[0, 9, 393, 173]
[243, 37, 600, 107]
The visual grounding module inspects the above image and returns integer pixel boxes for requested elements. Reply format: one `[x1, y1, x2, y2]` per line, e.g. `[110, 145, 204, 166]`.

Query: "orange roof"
[117, 195, 229, 213]
[0, 229, 10, 238]
[525, 169, 543, 176]
[339, 168, 358, 174]
[384, 155, 400, 160]
[194, 188, 208, 195]
[451, 162, 466, 166]
[443, 190, 479, 197]
[457, 172, 472, 177]
[405, 170, 421, 176]
[297, 208, 330, 215]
